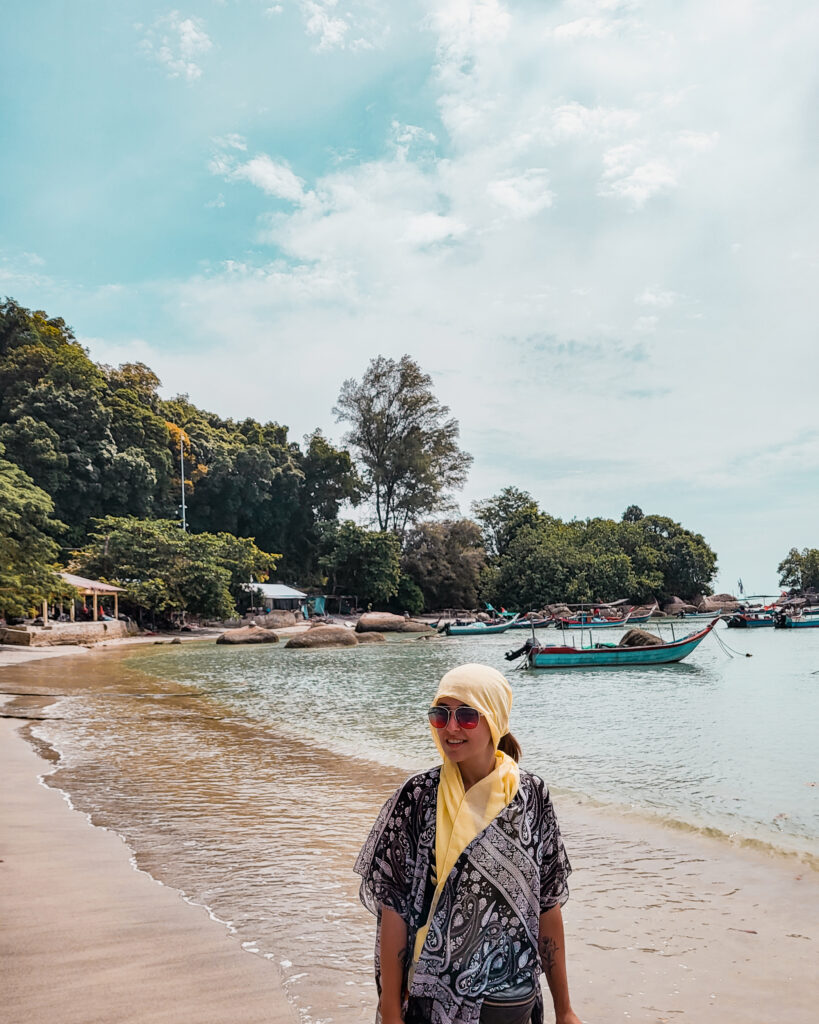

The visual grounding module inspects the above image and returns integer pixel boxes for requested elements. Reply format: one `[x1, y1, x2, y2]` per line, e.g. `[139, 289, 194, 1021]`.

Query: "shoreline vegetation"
[2, 643, 818, 1024]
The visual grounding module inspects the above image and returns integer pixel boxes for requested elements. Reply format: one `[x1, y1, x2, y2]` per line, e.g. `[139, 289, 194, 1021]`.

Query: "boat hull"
[727, 615, 773, 628]
[444, 617, 519, 636]
[527, 621, 716, 668]
[774, 616, 819, 629]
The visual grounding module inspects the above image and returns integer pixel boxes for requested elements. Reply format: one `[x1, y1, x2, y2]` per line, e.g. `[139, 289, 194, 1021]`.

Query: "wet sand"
[1, 643, 817, 1024]
[0, 712, 297, 1024]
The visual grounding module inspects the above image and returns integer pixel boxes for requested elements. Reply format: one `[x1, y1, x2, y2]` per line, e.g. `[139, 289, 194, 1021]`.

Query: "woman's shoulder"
[397, 764, 441, 798]
[517, 768, 553, 803]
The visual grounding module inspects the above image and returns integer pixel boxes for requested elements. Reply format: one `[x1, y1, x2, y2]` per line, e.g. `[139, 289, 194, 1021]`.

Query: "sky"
[2, 0, 817, 596]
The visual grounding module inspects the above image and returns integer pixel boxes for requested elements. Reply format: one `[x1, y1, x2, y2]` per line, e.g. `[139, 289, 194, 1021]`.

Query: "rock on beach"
[355, 631, 386, 644]
[284, 625, 358, 649]
[355, 612, 435, 634]
[216, 625, 279, 645]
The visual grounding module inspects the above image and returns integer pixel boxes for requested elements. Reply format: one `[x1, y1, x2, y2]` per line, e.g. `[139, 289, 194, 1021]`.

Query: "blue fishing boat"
[773, 612, 819, 629]
[512, 618, 718, 668]
[727, 611, 774, 628]
[443, 615, 520, 636]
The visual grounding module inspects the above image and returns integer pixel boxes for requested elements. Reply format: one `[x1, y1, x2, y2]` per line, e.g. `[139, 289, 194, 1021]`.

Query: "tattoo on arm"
[539, 935, 558, 975]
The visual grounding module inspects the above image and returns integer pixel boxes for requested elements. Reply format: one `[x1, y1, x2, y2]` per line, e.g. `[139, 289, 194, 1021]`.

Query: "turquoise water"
[136, 625, 819, 857]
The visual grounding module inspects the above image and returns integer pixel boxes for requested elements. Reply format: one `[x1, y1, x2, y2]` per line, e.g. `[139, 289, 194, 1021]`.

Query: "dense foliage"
[777, 547, 819, 592]
[474, 493, 717, 607]
[73, 517, 279, 621]
[401, 520, 486, 610]
[2, 298, 722, 618]
[0, 444, 65, 616]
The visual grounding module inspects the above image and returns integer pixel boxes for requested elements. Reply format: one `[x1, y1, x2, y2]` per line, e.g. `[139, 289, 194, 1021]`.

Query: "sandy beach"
[1, 638, 817, 1024]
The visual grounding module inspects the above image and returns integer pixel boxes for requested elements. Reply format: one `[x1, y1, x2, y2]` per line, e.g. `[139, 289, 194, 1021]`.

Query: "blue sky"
[2, 0, 818, 596]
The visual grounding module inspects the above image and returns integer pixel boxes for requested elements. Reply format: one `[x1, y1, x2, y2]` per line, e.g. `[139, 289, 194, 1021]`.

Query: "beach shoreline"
[2, 644, 817, 1024]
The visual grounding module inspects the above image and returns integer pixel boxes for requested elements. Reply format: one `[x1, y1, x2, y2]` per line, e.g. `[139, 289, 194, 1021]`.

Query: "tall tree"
[0, 444, 64, 616]
[334, 355, 472, 535]
[472, 487, 542, 558]
[777, 547, 819, 591]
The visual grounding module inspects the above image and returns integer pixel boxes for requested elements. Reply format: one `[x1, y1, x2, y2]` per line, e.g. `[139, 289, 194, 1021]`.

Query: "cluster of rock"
[662, 593, 739, 615]
[355, 612, 435, 634]
[284, 624, 386, 649]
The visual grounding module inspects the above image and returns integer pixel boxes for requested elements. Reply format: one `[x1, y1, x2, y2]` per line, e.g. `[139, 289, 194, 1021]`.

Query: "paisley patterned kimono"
[355, 766, 571, 1024]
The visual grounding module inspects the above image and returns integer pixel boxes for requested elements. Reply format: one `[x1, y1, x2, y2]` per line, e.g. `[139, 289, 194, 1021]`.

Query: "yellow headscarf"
[412, 664, 520, 966]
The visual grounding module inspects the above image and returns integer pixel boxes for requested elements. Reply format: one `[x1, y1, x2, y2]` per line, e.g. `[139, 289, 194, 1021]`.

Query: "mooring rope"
[711, 626, 752, 658]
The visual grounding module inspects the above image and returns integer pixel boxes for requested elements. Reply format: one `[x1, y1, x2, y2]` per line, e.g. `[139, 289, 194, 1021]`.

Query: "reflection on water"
[9, 626, 818, 1023]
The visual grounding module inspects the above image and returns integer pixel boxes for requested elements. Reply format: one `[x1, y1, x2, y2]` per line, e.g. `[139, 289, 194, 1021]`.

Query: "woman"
[355, 663, 582, 1024]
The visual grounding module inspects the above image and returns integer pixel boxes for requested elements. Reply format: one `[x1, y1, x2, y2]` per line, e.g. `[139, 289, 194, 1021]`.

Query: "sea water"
[24, 624, 819, 1022]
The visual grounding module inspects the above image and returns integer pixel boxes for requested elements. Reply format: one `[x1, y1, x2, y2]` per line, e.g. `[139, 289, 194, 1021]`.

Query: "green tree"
[72, 517, 280, 620]
[334, 355, 472, 535]
[320, 521, 401, 607]
[401, 519, 486, 610]
[472, 487, 542, 559]
[0, 444, 64, 616]
[777, 547, 819, 591]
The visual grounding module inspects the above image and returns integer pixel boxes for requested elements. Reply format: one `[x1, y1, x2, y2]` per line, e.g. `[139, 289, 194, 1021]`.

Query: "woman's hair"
[498, 731, 522, 762]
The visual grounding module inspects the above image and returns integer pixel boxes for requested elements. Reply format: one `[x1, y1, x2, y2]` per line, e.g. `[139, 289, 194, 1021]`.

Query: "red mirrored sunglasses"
[428, 705, 481, 730]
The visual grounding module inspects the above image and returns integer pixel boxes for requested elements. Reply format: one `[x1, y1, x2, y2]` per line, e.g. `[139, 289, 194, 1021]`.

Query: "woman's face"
[434, 697, 495, 765]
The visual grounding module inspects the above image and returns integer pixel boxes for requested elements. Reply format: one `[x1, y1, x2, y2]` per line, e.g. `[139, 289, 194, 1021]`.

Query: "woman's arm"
[539, 905, 582, 1024]
[379, 905, 409, 1024]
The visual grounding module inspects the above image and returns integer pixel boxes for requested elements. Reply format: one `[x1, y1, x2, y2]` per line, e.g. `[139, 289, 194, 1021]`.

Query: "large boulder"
[355, 631, 386, 644]
[285, 625, 359, 649]
[250, 610, 298, 629]
[355, 612, 434, 634]
[619, 628, 665, 648]
[662, 597, 698, 615]
[217, 625, 279, 645]
[697, 593, 739, 612]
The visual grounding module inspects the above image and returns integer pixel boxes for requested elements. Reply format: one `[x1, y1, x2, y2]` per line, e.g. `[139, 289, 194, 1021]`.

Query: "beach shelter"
[241, 583, 308, 611]
[58, 572, 124, 623]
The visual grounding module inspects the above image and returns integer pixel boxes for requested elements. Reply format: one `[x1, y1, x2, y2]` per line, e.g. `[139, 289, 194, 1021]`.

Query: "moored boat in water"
[555, 613, 631, 630]
[443, 615, 520, 636]
[727, 611, 775, 628]
[773, 611, 819, 629]
[507, 618, 718, 668]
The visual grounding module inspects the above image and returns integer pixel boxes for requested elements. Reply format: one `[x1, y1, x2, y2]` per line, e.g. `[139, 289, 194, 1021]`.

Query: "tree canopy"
[72, 517, 280, 621]
[2, 298, 728, 618]
[334, 355, 472, 535]
[478, 495, 716, 608]
[777, 547, 819, 592]
[0, 443, 64, 616]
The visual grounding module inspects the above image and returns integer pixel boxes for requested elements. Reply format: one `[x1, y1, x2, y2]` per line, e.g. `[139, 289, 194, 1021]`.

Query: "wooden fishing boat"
[773, 612, 819, 629]
[508, 617, 553, 629]
[622, 604, 658, 624]
[443, 615, 520, 636]
[511, 618, 718, 668]
[556, 613, 631, 630]
[727, 612, 774, 628]
[671, 609, 722, 620]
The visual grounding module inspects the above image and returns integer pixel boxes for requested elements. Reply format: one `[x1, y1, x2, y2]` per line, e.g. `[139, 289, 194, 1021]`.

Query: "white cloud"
[67, 0, 817, 594]
[486, 169, 553, 219]
[296, 0, 388, 52]
[210, 150, 314, 206]
[140, 12, 213, 81]
[635, 288, 677, 308]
